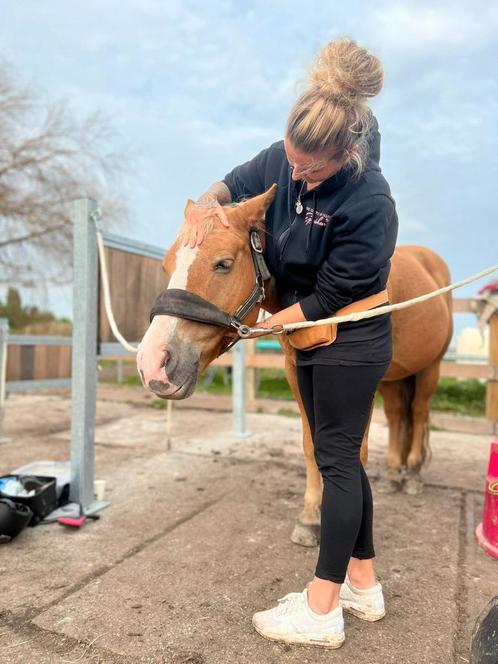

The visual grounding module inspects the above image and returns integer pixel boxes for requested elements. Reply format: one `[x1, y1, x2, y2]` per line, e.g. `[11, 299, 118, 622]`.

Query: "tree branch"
[0, 222, 66, 248]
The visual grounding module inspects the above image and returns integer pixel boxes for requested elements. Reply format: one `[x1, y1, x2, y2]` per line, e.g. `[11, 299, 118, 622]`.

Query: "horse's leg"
[283, 354, 322, 548]
[377, 380, 404, 493]
[360, 399, 373, 467]
[404, 361, 440, 495]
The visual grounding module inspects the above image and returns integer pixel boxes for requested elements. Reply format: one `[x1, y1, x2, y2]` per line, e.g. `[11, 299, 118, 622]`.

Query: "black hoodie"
[222, 121, 398, 365]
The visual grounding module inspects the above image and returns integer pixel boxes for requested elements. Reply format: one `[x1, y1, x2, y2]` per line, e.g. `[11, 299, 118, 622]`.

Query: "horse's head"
[137, 185, 277, 399]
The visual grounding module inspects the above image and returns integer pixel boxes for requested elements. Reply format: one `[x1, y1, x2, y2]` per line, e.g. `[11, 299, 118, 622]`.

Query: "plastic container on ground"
[12, 460, 70, 500]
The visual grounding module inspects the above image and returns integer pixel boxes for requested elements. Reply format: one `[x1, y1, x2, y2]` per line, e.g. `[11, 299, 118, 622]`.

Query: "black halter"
[149, 228, 271, 351]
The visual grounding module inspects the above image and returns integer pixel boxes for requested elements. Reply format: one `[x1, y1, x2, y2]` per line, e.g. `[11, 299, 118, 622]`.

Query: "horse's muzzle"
[137, 333, 200, 400]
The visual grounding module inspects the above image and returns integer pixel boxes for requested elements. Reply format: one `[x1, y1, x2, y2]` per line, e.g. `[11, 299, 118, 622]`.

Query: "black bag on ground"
[0, 498, 33, 543]
[0, 475, 57, 525]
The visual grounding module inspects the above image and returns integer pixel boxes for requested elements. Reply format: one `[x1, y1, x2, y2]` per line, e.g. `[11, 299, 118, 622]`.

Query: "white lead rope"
[96, 227, 139, 354]
[95, 223, 172, 448]
[248, 262, 498, 337]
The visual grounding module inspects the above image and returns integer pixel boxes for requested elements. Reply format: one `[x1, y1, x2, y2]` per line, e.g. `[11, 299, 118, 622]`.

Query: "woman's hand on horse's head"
[183, 199, 230, 248]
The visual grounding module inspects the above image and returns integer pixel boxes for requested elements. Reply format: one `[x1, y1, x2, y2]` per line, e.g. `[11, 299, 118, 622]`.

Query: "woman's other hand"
[183, 195, 230, 248]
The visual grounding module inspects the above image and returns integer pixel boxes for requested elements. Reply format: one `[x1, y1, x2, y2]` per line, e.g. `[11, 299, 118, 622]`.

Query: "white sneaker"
[252, 587, 345, 649]
[339, 576, 385, 621]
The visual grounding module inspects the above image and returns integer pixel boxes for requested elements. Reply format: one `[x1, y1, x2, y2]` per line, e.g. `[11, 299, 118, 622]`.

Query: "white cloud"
[1, 0, 497, 318]
[371, 3, 498, 52]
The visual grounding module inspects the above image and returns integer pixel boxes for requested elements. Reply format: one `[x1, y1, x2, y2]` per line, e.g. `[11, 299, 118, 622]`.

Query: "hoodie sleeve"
[222, 146, 272, 202]
[299, 194, 398, 320]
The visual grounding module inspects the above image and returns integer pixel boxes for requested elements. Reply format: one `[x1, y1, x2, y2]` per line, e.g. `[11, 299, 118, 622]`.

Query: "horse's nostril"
[161, 350, 171, 369]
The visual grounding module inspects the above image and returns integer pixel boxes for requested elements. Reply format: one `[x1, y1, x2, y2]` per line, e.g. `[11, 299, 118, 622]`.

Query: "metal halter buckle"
[231, 322, 252, 338]
[250, 230, 263, 254]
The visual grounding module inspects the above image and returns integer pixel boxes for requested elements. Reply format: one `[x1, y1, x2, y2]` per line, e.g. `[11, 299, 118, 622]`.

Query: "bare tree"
[0, 61, 128, 287]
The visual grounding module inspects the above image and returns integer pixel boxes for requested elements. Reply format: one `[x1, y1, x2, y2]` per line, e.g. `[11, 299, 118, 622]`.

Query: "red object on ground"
[476, 439, 498, 559]
[57, 515, 87, 528]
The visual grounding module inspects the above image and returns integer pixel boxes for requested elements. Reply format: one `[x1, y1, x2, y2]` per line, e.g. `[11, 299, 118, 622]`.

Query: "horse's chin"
[154, 380, 197, 400]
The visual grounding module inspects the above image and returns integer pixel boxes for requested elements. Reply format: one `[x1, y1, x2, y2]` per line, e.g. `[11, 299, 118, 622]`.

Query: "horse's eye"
[214, 259, 233, 272]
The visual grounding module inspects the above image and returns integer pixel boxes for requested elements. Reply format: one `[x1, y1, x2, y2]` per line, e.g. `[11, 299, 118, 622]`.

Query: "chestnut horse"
[137, 186, 452, 548]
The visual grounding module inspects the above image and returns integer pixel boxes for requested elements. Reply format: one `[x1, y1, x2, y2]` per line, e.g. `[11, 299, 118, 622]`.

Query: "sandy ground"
[0, 384, 497, 664]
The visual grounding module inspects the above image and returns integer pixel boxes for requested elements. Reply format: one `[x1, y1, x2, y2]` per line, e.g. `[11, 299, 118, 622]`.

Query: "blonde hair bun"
[309, 37, 383, 103]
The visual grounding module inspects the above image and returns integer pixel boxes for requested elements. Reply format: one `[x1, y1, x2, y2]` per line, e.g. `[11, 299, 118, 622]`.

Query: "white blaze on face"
[168, 245, 200, 288]
[166, 243, 200, 335]
[137, 244, 200, 383]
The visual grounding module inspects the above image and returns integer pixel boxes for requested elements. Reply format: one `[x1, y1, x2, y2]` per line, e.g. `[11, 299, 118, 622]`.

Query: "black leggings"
[296, 361, 390, 583]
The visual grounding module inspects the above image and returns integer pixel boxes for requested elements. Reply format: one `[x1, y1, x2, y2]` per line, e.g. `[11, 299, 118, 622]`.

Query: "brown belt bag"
[286, 290, 389, 351]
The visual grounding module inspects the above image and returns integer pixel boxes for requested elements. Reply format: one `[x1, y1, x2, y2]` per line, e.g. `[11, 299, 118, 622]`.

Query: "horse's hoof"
[291, 521, 320, 547]
[375, 477, 402, 494]
[403, 475, 424, 495]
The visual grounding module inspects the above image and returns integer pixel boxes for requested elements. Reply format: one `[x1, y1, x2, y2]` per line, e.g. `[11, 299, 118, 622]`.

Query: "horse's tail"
[399, 374, 431, 467]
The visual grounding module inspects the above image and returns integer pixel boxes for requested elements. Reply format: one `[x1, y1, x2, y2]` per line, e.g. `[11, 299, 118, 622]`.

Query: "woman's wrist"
[196, 182, 232, 208]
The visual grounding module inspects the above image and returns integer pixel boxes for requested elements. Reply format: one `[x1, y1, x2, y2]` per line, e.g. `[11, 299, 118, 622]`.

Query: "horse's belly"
[386, 248, 452, 380]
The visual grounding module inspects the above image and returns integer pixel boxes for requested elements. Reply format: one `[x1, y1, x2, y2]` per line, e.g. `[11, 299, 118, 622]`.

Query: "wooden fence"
[6, 336, 72, 386]
[4, 296, 497, 433]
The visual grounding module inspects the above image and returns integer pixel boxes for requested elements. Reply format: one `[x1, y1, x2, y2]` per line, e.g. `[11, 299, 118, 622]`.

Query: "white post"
[116, 359, 124, 384]
[0, 318, 9, 444]
[232, 342, 249, 436]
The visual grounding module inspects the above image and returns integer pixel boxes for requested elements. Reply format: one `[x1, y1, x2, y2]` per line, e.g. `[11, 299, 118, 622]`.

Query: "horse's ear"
[184, 198, 195, 216]
[238, 184, 278, 223]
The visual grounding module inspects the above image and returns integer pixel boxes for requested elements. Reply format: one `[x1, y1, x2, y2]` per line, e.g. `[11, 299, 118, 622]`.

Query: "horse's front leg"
[283, 351, 322, 547]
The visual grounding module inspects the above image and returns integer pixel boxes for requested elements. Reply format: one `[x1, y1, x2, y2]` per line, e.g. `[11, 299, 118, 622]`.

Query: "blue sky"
[1, 0, 497, 331]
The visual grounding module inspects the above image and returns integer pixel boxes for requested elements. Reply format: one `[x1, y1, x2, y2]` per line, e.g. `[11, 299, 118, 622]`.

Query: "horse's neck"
[257, 218, 280, 315]
[262, 277, 280, 315]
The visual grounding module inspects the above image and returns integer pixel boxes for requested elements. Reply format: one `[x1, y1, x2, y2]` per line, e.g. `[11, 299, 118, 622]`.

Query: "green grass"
[277, 408, 301, 418]
[101, 363, 486, 417]
[431, 377, 486, 416]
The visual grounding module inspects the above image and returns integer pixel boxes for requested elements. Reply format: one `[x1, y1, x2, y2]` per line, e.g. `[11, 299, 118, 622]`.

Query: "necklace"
[295, 181, 306, 214]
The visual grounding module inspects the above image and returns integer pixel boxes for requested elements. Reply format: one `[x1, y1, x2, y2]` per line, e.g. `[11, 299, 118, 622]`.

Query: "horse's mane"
[177, 199, 269, 245]
[178, 215, 217, 244]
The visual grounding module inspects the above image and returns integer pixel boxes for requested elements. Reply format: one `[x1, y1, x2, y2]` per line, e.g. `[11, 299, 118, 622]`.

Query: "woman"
[184, 38, 398, 649]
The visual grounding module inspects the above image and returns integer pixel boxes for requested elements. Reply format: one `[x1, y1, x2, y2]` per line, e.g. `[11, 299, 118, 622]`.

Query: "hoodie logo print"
[304, 206, 332, 227]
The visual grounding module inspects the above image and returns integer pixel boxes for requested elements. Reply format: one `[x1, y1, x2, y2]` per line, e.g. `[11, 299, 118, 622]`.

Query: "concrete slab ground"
[0, 386, 497, 663]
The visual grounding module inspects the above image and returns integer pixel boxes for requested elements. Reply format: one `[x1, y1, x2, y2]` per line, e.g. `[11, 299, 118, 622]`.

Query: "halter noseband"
[149, 228, 271, 352]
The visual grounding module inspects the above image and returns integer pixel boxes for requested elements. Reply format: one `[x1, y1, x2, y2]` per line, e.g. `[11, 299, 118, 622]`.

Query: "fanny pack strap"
[335, 289, 389, 317]
[286, 288, 390, 351]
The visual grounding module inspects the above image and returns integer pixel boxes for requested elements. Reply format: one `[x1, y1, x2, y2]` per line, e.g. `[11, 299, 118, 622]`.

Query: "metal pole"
[486, 313, 498, 436]
[69, 199, 104, 512]
[116, 359, 123, 384]
[0, 318, 9, 444]
[232, 342, 249, 437]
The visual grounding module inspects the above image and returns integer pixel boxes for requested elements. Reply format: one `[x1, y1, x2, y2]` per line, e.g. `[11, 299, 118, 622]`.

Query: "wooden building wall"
[98, 246, 166, 344]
